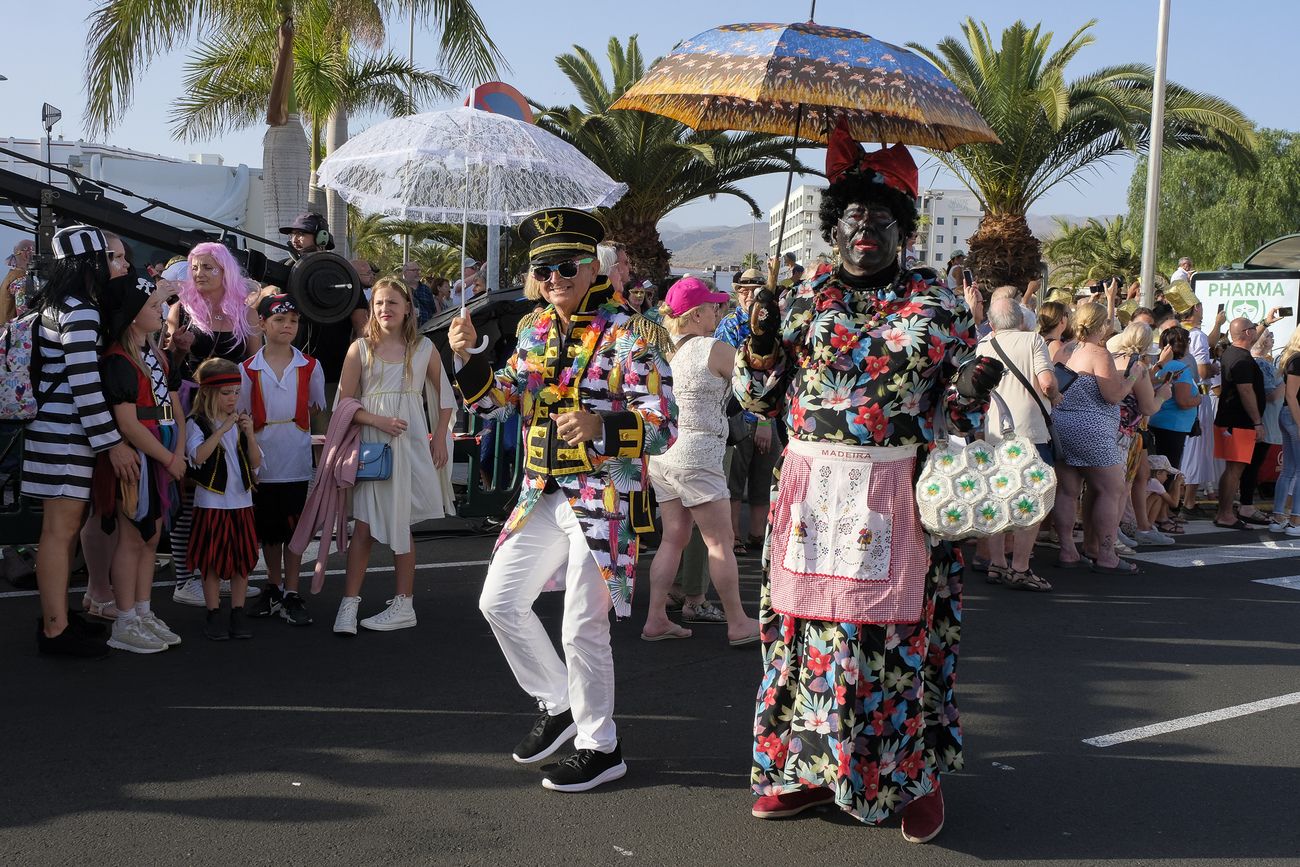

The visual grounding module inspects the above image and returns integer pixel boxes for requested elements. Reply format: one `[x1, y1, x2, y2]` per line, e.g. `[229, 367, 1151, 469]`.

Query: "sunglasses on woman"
[531, 257, 594, 282]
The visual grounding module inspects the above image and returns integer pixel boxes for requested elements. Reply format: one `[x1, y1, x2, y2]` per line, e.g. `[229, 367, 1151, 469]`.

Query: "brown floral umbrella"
[610, 21, 998, 150]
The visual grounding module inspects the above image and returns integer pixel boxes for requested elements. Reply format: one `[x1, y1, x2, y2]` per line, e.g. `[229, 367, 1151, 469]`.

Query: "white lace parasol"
[315, 106, 628, 225]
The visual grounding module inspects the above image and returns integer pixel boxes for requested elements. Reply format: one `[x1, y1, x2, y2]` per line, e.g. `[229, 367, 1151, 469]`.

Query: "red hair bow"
[825, 119, 918, 198]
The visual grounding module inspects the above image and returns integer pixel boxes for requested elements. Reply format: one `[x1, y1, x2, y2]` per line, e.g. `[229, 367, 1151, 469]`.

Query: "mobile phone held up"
[1280, 307, 1295, 318]
[962, 268, 974, 286]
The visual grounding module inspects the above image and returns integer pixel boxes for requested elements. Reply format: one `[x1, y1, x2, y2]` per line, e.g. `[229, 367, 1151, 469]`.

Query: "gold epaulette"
[515, 310, 544, 337]
[628, 314, 673, 357]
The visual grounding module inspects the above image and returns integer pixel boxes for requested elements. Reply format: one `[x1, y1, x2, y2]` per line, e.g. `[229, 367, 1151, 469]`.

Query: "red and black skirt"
[187, 506, 258, 580]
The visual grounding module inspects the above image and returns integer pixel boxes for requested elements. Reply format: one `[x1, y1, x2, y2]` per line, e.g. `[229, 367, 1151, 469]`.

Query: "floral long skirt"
[750, 539, 964, 824]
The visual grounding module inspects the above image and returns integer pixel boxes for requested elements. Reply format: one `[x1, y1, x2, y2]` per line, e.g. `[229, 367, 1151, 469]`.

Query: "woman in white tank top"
[642, 278, 761, 646]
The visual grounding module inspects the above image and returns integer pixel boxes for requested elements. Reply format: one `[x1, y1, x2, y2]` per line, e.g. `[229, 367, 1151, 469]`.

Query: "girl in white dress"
[333, 277, 452, 634]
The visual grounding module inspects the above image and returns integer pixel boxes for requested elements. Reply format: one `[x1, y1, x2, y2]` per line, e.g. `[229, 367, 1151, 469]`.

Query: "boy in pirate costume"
[449, 208, 676, 793]
[239, 293, 326, 625]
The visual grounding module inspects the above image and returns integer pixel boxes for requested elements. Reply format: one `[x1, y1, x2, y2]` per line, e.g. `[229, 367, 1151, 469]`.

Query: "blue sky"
[3, 0, 1294, 227]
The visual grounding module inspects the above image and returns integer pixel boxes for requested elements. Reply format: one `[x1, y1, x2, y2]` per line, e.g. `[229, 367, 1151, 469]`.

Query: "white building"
[915, 188, 983, 269]
[0, 137, 267, 257]
[767, 183, 832, 267]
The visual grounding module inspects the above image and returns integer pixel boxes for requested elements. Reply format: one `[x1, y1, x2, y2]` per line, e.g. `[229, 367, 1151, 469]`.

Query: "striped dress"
[21, 295, 122, 500]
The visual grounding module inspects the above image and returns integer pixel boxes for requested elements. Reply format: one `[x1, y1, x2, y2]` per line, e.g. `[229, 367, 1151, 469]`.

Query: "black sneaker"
[67, 610, 109, 637]
[204, 609, 229, 641]
[36, 619, 109, 658]
[512, 707, 578, 764]
[541, 742, 627, 792]
[279, 592, 312, 626]
[248, 584, 284, 618]
[229, 606, 253, 639]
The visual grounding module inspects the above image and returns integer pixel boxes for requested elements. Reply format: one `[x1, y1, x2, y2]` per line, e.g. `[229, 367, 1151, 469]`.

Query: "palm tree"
[531, 37, 813, 280]
[83, 0, 505, 251]
[906, 18, 1258, 288]
[1042, 214, 1144, 287]
[168, 0, 459, 253]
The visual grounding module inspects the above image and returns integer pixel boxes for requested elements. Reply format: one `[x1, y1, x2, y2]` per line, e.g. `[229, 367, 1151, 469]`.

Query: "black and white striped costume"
[21, 294, 122, 500]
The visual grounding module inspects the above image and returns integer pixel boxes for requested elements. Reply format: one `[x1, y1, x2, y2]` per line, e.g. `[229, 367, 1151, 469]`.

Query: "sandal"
[745, 535, 766, 551]
[984, 564, 1009, 585]
[1156, 520, 1184, 535]
[666, 590, 686, 613]
[682, 601, 727, 624]
[1003, 569, 1053, 592]
[733, 540, 749, 556]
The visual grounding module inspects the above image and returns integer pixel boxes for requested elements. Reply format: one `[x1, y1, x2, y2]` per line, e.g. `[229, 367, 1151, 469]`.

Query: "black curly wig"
[818, 175, 918, 245]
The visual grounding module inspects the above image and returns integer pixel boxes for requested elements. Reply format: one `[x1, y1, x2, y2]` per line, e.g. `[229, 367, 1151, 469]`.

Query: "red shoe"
[751, 786, 835, 819]
[900, 782, 945, 843]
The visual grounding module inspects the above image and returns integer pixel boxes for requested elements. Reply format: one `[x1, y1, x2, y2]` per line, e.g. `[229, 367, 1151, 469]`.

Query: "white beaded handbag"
[915, 392, 1057, 541]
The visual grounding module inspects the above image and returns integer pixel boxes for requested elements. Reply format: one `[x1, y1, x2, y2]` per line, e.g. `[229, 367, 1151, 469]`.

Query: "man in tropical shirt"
[737, 121, 1001, 843]
[449, 207, 676, 793]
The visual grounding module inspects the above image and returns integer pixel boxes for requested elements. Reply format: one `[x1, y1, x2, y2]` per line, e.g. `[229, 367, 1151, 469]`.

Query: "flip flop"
[1053, 556, 1093, 569]
[1213, 519, 1250, 530]
[641, 624, 692, 642]
[1091, 560, 1139, 575]
[729, 632, 761, 647]
[1237, 512, 1270, 526]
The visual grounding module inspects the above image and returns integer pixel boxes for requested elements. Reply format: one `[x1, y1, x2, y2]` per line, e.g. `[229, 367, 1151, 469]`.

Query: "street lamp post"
[41, 103, 62, 187]
[1139, 0, 1172, 307]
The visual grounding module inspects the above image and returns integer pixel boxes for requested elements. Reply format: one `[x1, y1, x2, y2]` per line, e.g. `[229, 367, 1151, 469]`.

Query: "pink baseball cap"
[664, 276, 729, 317]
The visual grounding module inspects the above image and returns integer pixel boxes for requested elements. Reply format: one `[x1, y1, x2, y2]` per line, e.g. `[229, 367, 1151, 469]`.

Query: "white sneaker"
[219, 579, 261, 599]
[1269, 521, 1288, 533]
[334, 596, 361, 635]
[1134, 528, 1175, 547]
[107, 618, 168, 654]
[171, 577, 206, 607]
[1117, 528, 1138, 549]
[359, 595, 417, 631]
[82, 593, 120, 621]
[1114, 542, 1138, 557]
[1286, 525, 1300, 537]
[139, 611, 182, 646]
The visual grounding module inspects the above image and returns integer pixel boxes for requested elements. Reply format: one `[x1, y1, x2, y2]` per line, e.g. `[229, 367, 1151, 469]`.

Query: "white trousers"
[479, 491, 617, 751]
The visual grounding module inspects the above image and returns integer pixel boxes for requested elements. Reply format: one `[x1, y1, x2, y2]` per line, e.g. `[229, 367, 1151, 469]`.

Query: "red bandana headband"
[825, 119, 919, 197]
[198, 373, 242, 389]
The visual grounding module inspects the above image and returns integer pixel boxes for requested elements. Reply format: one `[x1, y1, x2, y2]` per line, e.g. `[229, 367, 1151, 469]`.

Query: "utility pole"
[1139, 0, 1172, 307]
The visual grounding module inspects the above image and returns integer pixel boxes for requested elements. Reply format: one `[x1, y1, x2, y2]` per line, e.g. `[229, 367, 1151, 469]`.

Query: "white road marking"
[1254, 575, 1300, 591]
[172, 705, 695, 722]
[1127, 537, 1300, 567]
[0, 559, 491, 600]
[1083, 691, 1300, 747]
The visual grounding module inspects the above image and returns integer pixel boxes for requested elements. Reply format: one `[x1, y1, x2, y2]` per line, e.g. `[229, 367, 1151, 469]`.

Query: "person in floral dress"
[738, 121, 1002, 843]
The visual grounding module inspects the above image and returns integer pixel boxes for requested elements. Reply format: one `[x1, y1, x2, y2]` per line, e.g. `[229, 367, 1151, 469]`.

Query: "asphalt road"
[3, 519, 1299, 866]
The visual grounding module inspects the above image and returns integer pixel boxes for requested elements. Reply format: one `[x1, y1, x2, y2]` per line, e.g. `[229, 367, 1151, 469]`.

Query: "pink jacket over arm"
[290, 396, 363, 593]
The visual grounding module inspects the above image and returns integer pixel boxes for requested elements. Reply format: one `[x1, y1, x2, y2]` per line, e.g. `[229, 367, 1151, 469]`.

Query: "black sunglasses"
[531, 257, 593, 282]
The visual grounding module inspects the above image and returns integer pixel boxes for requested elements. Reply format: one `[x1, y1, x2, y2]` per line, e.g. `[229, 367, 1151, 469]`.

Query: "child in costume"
[96, 270, 186, 653]
[239, 294, 325, 626]
[186, 358, 262, 640]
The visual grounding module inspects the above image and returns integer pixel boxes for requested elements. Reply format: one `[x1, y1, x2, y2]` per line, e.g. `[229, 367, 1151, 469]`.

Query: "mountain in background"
[661, 214, 1119, 268]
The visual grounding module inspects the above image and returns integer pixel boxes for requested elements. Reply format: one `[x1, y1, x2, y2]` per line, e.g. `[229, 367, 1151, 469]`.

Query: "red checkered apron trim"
[769, 439, 929, 624]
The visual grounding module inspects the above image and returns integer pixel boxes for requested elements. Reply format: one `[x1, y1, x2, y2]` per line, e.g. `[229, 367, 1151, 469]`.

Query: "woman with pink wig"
[164, 242, 262, 607]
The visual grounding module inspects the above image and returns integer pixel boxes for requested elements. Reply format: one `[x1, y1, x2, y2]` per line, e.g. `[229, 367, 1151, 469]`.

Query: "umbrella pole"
[461, 155, 488, 355]
[771, 104, 804, 291]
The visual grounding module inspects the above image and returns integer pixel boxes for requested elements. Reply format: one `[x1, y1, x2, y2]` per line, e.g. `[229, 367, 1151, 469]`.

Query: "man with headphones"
[279, 212, 335, 260]
[278, 212, 367, 431]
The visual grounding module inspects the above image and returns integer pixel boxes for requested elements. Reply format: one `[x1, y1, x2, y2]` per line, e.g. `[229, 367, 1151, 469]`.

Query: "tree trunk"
[325, 109, 350, 258]
[968, 212, 1042, 290]
[306, 118, 325, 214]
[605, 210, 671, 283]
[262, 113, 311, 251]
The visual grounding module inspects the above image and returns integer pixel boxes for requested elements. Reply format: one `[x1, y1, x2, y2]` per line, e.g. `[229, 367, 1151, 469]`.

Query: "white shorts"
[648, 460, 729, 508]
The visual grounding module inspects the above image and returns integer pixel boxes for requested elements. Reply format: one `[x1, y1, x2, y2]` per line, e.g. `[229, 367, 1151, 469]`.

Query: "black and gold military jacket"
[454, 278, 676, 616]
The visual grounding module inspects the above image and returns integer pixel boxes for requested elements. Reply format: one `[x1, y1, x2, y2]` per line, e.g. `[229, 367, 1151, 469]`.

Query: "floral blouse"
[735, 268, 982, 444]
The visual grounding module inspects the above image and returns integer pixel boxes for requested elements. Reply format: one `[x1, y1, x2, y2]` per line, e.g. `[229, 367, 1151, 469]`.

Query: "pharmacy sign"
[1194, 270, 1300, 348]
